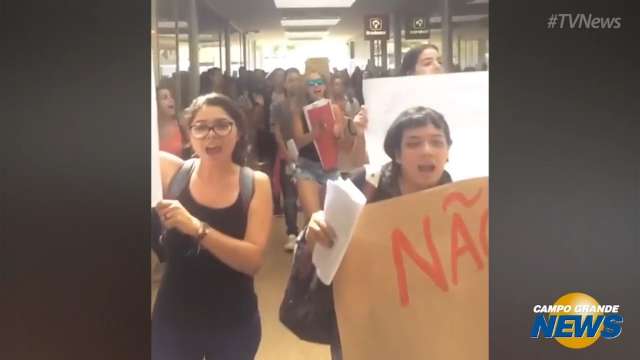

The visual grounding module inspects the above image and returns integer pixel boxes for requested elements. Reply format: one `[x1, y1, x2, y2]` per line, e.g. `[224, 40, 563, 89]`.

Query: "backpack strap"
[239, 166, 255, 214]
[167, 160, 253, 208]
[167, 158, 197, 199]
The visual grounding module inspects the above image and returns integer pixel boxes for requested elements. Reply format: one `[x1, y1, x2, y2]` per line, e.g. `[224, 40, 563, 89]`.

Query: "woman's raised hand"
[353, 106, 368, 136]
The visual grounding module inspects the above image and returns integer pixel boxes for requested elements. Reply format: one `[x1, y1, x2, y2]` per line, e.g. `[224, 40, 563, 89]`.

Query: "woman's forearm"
[200, 227, 264, 276]
[273, 127, 289, 156]
[337, 117, 358, 151]
[332, 104, 346, 139]
[294, 131, 314, 148]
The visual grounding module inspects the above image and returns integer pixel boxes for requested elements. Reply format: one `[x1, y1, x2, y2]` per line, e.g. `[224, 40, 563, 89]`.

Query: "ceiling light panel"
[281, 17, 341, 27]
[158, 21, 188, 28]
[285, 31, 329, 38]
[287, 37, 323, 41]
[274, 0, 356, 9]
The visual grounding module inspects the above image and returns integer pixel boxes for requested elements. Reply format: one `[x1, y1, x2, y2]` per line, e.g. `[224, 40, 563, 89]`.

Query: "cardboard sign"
[305, 57, 330, 80]
[333, 177, 489, 360]
[364, 14, 390, 40]
[405, 16, 430, 39]
[363, 72, 488, 181]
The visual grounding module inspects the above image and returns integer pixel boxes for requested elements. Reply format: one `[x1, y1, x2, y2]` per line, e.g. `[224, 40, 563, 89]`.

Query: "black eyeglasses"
[190, 121, 234, 139]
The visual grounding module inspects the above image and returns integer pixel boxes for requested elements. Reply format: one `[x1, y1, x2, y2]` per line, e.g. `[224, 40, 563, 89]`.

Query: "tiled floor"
[254, 216, 330, 360]
[151, 215, 331, 360]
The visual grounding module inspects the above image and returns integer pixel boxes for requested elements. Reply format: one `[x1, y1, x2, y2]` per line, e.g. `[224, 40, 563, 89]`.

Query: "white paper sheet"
[286, 138, 299, 161]
[151, 67, 163, 207]
[312, 178, 367, 285]
[363, 71, 489, 181]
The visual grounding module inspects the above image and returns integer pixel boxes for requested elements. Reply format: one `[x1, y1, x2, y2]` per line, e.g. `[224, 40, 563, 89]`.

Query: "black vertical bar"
[369, 40, 374, 66]
[174, 0, 181, 111]
[441, 0, 453, 71]
[252, 39, 257, 70]
[242, 32, 247, 68]
[188, 0, 199, 99]
[224, 21, 231, 75]
[151, 0, 159, 84]
[381, 39, 388, 71]
[218, 31, 223, 68]
[393, 12, 402, 73]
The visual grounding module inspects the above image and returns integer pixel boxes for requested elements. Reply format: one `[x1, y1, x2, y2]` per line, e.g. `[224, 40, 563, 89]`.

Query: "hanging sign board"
[405, 15, 431, 40]
[364, 14, 390, 40]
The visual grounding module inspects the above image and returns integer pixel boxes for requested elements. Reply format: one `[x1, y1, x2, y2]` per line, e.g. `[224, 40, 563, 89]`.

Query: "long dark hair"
[351, 67, 364, 105]
[399, 44, 440, 76]
[330, 71, 356, 104]
[156, 77, 176, 102]
[181, 93, 249, 165]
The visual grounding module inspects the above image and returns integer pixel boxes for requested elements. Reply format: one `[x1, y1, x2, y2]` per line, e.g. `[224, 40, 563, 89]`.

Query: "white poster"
[363, 71, 488, 181]
[151, 66, 163, 207]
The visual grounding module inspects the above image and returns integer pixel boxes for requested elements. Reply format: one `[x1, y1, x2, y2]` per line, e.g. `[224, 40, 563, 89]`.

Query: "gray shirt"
[270, 100, 294, 141]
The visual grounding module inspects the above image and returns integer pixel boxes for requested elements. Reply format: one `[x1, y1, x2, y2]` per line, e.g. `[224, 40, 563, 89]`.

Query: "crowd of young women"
[151, 44, 460, 360]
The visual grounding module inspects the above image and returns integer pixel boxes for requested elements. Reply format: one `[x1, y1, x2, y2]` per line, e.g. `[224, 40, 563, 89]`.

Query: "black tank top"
[156, 171, 257, 327]
[298, 110, 321, 162]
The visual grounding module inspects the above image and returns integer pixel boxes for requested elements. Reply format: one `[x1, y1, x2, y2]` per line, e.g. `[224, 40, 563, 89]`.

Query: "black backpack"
[151, 159, 255, 262]
[278, 230, 338, 345]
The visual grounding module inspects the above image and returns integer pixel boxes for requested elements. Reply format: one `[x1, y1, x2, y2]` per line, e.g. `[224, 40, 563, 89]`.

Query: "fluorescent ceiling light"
[159, 34, 190, 41]
[285, 31, 328, 38]
[288, 37, 323, 41]
[274, 0, 356, 8]
[158, 21, 188, 28]
[281, 17, 341, 27]
[468, 0, 488, 4]
[430, 15, 488, 23]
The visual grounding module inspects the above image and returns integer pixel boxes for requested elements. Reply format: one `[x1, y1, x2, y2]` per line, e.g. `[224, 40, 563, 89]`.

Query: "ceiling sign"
[405, 15, 430, 39]
[364, 14, 390, 40]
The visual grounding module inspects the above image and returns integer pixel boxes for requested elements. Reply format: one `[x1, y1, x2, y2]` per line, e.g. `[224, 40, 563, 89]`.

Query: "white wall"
[256, 38, 352, 73]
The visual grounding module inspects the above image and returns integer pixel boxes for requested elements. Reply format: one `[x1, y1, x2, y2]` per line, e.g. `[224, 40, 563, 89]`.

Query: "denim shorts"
[295, 157, 340, 185]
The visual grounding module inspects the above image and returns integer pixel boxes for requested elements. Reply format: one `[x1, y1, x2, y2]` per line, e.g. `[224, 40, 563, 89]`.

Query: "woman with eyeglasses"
[152, 93, 273, 360]
[291, 71, 352, 221]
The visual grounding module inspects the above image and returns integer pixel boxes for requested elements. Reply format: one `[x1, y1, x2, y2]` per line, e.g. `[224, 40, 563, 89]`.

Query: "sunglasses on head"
[307, 79, 325, 87]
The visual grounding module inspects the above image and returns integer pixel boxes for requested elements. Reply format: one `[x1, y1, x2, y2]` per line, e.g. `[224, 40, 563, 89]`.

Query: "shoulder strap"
[167, 161, 253, 210]
[239, 166, 255, 214]
[167, 158, 197, 199]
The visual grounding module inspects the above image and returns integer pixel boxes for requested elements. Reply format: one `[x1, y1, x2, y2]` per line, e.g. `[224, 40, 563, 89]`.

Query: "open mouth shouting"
[417, 162, 436, 174]
[205, 145, 223, 155]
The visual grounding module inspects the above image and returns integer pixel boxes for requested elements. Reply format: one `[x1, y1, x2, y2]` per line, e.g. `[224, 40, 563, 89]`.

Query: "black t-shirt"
[298, 110, 320, 162]
[350, 163, 453, 203]
[153, 171, 257, 330]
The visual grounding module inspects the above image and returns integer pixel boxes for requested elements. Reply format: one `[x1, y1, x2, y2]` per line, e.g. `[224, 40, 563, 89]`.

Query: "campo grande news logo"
[530, 292, 623, 349]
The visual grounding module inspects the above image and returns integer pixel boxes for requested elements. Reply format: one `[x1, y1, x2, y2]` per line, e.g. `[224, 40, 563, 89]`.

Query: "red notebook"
[303, 99, 339, 170]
